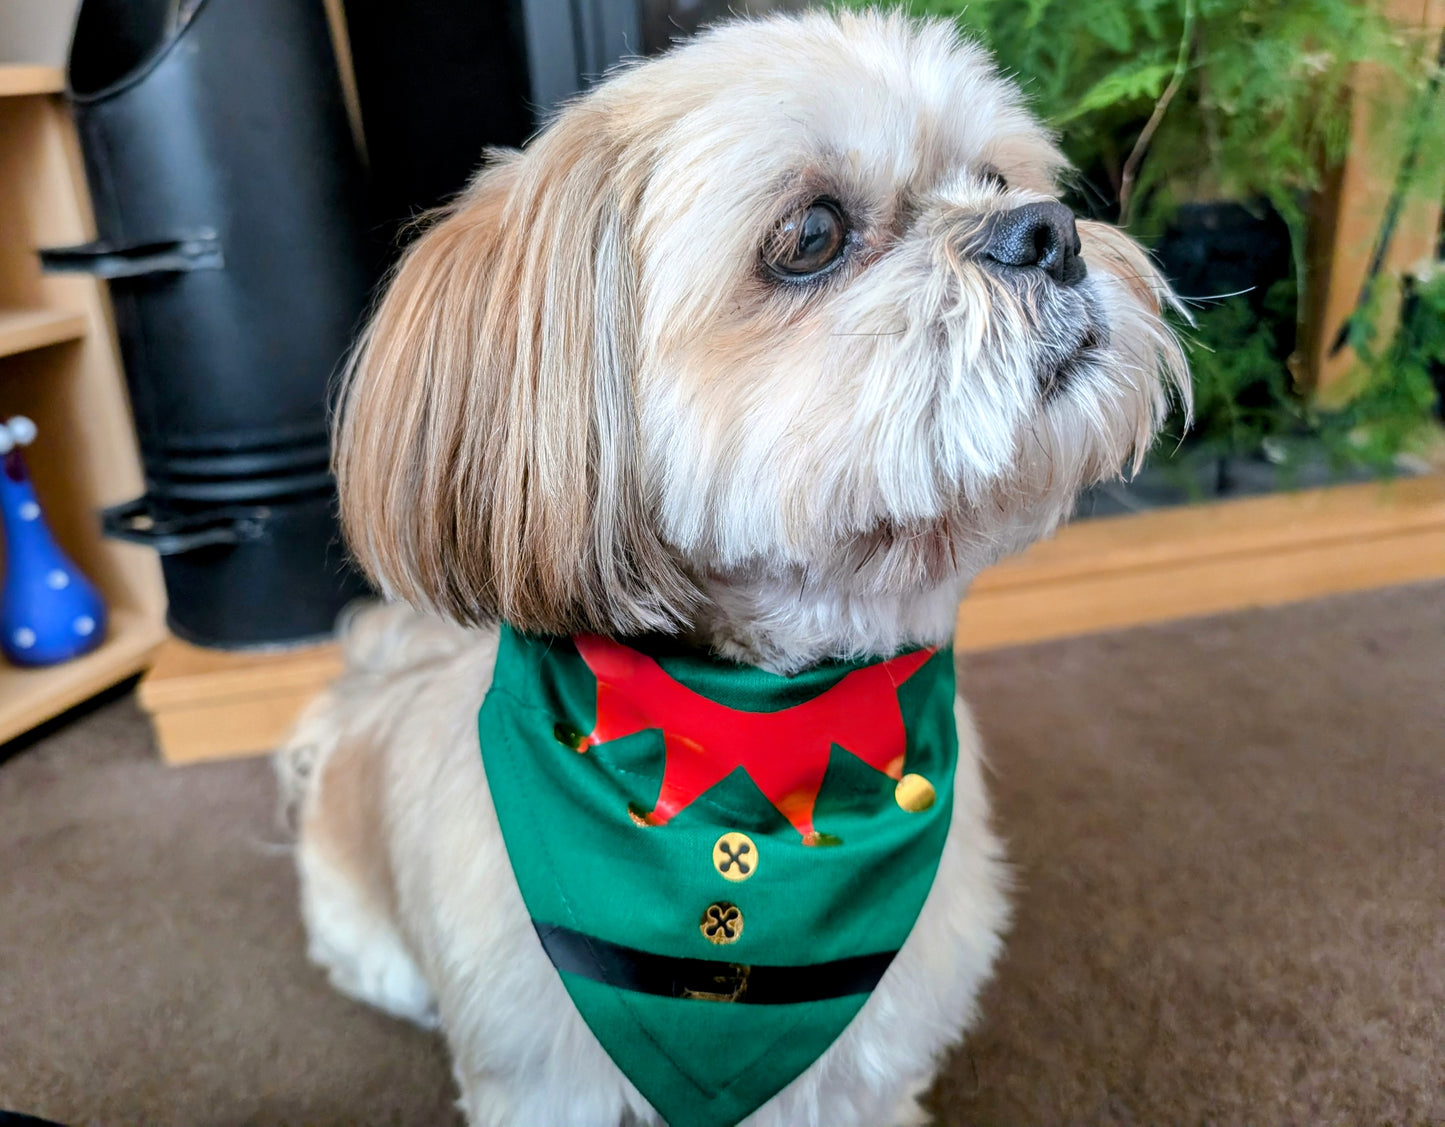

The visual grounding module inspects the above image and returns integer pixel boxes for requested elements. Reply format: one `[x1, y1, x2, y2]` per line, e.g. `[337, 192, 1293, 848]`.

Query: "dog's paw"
[314, 929, 439, 1029]
[301, 852, 439, 1029]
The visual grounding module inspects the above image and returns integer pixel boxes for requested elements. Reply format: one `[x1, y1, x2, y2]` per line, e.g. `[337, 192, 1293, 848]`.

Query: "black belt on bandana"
[535, 923, 897, 1006]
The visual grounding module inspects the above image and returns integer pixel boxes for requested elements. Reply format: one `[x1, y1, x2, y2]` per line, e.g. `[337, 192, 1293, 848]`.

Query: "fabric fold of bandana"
[478, 625, 959, 1127]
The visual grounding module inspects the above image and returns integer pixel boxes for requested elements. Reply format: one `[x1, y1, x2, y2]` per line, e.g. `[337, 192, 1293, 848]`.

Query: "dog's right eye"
[764, 200, 848, 280]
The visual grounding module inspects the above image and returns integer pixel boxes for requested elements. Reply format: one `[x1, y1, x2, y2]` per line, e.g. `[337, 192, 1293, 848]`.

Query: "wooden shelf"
[0, 309, 88, 359]
[0, 65, 64, 98]
[957, 475, 1445, 651]
[0, 79, 169, 747]
[0, 607, 168, 744]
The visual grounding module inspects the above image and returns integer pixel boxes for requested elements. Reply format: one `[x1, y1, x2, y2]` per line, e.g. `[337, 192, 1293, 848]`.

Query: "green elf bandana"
[478, 625, 958, 1127]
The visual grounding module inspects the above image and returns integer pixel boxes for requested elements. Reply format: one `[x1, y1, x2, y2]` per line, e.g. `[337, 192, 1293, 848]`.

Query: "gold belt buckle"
[683, 963, 750, 1003]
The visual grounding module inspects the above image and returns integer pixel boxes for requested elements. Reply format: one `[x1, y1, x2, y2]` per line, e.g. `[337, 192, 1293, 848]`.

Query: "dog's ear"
[335, 113, 698, 635]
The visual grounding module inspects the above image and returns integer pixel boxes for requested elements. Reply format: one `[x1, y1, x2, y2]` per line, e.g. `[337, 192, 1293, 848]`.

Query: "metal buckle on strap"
[682, 962, 750, 1003]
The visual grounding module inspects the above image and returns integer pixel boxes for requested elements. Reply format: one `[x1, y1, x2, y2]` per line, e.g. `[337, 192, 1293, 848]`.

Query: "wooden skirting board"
[956, 473, 1444, 651]
[140, 476, 1445, 765]
[138, 639, 344, 766]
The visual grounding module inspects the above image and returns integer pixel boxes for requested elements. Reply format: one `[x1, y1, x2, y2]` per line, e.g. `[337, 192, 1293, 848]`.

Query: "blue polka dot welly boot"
[0, 416, 108, 667]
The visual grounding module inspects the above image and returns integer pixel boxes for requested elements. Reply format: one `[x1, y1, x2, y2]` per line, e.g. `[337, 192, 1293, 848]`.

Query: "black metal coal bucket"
[45, 0, 376, 647]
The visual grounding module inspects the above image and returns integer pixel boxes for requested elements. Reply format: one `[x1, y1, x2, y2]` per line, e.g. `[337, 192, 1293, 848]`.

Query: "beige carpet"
[1, 582, 1442, 1127]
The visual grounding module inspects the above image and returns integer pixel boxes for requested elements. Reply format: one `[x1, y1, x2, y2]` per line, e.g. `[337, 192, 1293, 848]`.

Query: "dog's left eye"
[980, 165, 1008, 191]
[765, 200, 847, 279]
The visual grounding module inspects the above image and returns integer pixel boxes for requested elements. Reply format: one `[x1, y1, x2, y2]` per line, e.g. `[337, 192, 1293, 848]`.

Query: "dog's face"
[338, 12, 1187, 659]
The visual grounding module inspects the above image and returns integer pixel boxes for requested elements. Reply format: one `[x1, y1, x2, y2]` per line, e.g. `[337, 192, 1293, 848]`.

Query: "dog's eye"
[980, 165, 1008, 191]
[765, 200, 847, 279]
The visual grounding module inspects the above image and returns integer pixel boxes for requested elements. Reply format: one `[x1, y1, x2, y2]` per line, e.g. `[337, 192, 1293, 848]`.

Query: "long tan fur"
[336, 113, 698, 636]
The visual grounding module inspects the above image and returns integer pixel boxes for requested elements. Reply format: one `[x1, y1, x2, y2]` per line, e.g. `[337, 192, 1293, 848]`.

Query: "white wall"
[0, 0, 82, 66]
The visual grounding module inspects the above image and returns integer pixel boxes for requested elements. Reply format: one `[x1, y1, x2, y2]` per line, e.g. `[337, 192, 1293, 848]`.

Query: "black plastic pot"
[47, 0, 376, 647]
[1152, 200, 1294, 318]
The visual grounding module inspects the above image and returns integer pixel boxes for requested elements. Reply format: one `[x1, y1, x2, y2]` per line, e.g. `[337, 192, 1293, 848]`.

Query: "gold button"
[895, 773, 936, 813]
[700, 902, 743, 945]
[712, 832, 757, 882]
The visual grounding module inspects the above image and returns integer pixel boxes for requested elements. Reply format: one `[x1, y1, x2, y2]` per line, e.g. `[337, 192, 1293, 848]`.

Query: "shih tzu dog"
[279, 11, 1187, 1127]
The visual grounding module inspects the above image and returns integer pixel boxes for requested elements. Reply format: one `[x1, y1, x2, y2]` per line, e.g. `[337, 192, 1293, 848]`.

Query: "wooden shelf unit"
[0, 72, 168, 746]
[0, 308, 88, 358]
[0, 607, 161, 738]
[0, 64, 63, 98]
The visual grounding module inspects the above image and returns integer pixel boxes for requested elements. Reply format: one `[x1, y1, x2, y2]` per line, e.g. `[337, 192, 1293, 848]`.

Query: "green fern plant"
[869, 0, 1409, 237]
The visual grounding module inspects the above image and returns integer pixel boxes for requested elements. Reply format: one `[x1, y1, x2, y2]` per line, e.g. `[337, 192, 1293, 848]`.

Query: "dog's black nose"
[982, 202, 1086, 286]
